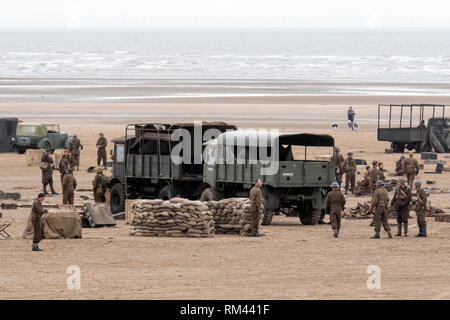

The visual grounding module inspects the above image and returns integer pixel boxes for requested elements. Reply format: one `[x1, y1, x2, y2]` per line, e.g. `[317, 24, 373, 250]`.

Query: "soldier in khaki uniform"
[325, 182, 346, 238]
[69, 134, 83, 171]
[59, 149, 75, 188]
[31, 193, 48, 251]
[96, 132, 108, 169]
[62, 168, 77, 205]
[413, 181, 428, 237]
[405, 151, 419, 188]
[92, 167, 108, 203]
[378, 162, 386, 181]
[369, 180, 393, 239]
[342, 151, 357, 195]
[369, 160, 380, 193]
[395, 155, 406, 176]
[390, 177, 412, 237]
[332, 147, 344, 184]
[249, 179, 263, 237]
[40, 149, 58, 196]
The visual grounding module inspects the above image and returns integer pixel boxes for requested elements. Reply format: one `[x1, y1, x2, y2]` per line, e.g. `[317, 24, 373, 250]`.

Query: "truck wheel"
[17, 149, 25, 154]
[391, 142, 405, 153]
[262, 210, 274, 225]
[200, 188, 217, 202]
[158, 185, 173, 200]
[110, 183, 125, 214]
[298, 201, 321, 225]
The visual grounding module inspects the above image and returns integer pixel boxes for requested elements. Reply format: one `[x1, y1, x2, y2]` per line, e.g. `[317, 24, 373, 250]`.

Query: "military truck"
[110, 123, 335, 226]
[108, 122, 237, 213]
[14, 123, 72, 154]
[200, 130, 335, 225]
[377, 104, 449, 153]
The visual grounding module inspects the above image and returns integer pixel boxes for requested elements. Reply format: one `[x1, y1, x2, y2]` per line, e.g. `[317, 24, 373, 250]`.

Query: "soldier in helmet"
[325, 182, 346, 238]
[96, 132, 108, 169]
[390, 177, 412, 237]
[369, 180, 393, 239]
[413, 180, 428, 237]
[62, 167, 77, 205]
[249, 179, 263, 237]
[369, 160, 380, 194]
[395, 155, 406, 176]
[342, 151, 357, 195]
[92, 166, 108, 203]
[332, 147, 344, 184]
[40, 149, 58, 196]
[68, 133, 83, 171]
[405, 151, 419, 188]
[378, 162, 386, 181]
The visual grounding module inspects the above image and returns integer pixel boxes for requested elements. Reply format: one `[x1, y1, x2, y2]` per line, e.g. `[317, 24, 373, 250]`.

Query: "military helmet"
[334, 147, 340, 152]
[409, 150, 414, 156]
[400, 155, 405, 159]
[414, 180, 422, 187]
[375, 180, 384, 186]
[372, 160, 378, 165]
[347, 151, 353, 155]
[73, 134, 77, 138]
[95, 166, 103, 173]
[331, 182, 340, 188]
[398, 177, 406, 184]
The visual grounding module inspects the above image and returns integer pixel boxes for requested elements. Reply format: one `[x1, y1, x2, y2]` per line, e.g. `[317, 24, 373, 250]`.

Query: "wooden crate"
[125, 199, 136, 224]
[26, 149, 45, 166]
[435, 213, 450, 222]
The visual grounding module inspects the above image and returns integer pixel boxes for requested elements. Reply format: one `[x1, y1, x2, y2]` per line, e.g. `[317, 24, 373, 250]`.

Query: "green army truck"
[109, 123, 335, 226]
[200, 130, 335, 225]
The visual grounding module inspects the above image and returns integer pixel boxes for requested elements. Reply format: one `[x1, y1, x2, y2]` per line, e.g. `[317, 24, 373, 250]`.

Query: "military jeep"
[14, 123, 72, 154]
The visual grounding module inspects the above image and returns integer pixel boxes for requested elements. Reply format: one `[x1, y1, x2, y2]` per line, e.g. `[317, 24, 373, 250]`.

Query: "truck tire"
[298, 201, 321, 225]
[158, 185, 173, 200]
[110, 183, 125, 214]
[262, 209, 274, 225]
[17, 149, 26, 154]
[391, 142, 405, 153]
[200, 188, 217, 202]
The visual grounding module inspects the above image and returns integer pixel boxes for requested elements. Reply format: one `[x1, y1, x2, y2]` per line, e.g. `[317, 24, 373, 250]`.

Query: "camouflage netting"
[130, 199, 214, 237]
[205, 198, 263, 236]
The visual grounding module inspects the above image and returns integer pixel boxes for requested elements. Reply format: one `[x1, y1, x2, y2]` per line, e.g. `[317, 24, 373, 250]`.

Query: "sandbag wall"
[130, 198, 215, 237]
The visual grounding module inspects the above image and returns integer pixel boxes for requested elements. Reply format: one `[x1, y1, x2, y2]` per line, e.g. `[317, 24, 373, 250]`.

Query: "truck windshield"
[18, 125, 38, 135]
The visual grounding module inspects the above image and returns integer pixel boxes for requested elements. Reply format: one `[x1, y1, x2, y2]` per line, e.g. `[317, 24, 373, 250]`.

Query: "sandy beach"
[1, 92, 449, 300]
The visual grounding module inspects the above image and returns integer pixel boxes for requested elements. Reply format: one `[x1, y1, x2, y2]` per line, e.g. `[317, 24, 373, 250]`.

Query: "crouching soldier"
[391, 177, 412, 237]
[369, 180, 392, 239]
[31, 193, 48, 251]
[325, 182, 346, 238]
[62, 168, 77, 205]
[414, 181, 427, 237]
[93, 167, 108, 203]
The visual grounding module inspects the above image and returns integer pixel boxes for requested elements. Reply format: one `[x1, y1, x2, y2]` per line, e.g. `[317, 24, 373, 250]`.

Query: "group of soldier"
[327, 147, 427, 239]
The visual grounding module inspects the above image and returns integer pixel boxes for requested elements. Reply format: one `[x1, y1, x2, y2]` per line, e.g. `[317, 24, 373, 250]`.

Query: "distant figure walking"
[347, 106, 357, 130]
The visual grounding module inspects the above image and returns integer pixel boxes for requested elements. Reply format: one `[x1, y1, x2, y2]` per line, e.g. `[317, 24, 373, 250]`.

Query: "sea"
[0, 29, 449, 101]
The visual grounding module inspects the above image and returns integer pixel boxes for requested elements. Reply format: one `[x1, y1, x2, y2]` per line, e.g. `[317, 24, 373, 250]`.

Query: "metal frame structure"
[378, 104, 447, 129]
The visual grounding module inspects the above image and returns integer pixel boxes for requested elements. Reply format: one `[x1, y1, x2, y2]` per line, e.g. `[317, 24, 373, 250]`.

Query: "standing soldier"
[69, 134, 83, 171]
[378, 162, 386, 181]
[390, 177, 412, 237]
[59, 149, 74, 189]
[92, 167, 108, 203]
[405, 151, 419, 188]
[249, 179, 263, 237]
[342, 151, 357, 195]
[413, 181, 428, 237]
[369, 160, 380, 193]
[325, 182, 346, 238]
[31, 193, 48, 251]
[62, 168, 77, 205]
[40, 149, 58, 196]
[369, 180, 393, 239]
[395, 155, 406, 176]
[96, 132, 108, 169]
[332, 147, 345, 184]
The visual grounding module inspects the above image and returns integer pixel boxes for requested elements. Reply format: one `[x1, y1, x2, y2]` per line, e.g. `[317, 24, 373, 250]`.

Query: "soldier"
[378, 162, 386, 181]
[69, 134, 83, 171]
[62, 168, 77, 205]
[92, 167, 108, 203]
[325, 182, 346, 238]
[358, 165, 371, 192]
[96, 132, 108, 169]
[342, 151, 357, 195]
[59, 149, 75, 187]
[413, 181, 427, 237]
[369, 180, 393, 239]
[332, 147, 344, 184]
[405, 151, 419, 188]
[395, 155, 406, 176]
[249, 179, 263, 237]
[390, 177, 412, 237]
[40, 149, 58, 196]
[31, 193, 48, 251]
[369, 160, 380, 193]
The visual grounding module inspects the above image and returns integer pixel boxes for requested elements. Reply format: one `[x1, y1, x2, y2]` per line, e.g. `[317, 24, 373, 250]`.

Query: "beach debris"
[435, 213, 450, 222]
[342, 201, 373, 219]
[385, 148, 394, 154]
[0, 191, 21, 200]
[426, 180, 436, 185]
[421, 152, 438, 160]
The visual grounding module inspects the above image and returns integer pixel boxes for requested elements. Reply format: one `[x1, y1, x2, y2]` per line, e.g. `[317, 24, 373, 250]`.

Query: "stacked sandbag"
[130, 198, 214, 237]
[205, 198, 263, 236]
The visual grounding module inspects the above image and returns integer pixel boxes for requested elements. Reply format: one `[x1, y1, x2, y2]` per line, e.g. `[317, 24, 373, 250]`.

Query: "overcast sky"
[2, 0, 450, 29]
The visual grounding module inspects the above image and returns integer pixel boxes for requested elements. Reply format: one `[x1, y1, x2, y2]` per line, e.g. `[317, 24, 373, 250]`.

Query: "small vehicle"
[377, 104, 449, 153]
[14, 123, 72, 154]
